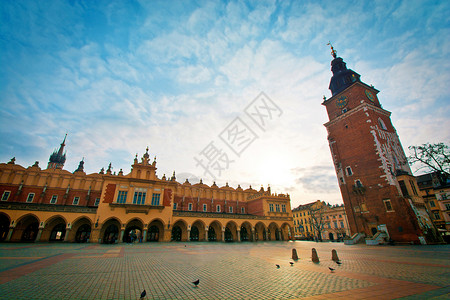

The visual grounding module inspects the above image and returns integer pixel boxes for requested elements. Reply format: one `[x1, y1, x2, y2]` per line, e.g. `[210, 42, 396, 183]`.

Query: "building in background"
[322, 45, 439, 244]
[292, 200, 349, 241]
[417, 172, 450, 243]
[0, 139, 293, 243]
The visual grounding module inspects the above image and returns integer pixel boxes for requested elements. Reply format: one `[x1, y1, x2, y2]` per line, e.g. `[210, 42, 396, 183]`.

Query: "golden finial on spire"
[327, 41, 337, 59]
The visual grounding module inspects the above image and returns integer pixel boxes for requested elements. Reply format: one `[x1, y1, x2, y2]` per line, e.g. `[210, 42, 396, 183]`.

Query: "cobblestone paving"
[0, 241, 448, 299]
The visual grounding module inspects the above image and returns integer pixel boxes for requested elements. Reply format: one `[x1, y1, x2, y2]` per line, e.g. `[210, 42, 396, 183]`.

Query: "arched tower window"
[378, 118, 387, 130]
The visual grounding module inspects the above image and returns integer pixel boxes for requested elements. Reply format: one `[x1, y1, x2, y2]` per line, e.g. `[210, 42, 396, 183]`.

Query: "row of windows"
[269, 203, 287, 213]
[0, 191, 100, 206]
[116, 191, 161, 206]
[173, 202, 246, 214]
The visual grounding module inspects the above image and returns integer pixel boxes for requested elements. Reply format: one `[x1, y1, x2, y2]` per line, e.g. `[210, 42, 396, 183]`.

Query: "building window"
[346, 167, 353, 176]
[398, 180, 409, 197]
[173, 203, 177, 210]
[117, 191, 128, 204]
[133, 192, 146, 205]
[1, 191, 11, 201]
[94, 198, 100, 206]
[229, 206, 233, 213]
[360, 203, 368, 212]
[275, 204, 280, 212]
[429, 200, 436, 207]
[72, 197, 79, 205]
[151, 193, 160, 206]
[203, 204, 207, 212]
[378, 118, 387, 130]
[50, 195, 58, 204]
[445, 203, 450, 211]
[282, 204, 286, 212]
[355, 180, 363, 187]
[216, 205, 221, 212]
[26, 193, 35, 203]
[340, 221, 344, 228]
[334, 221, 338, 228]
[383, 199, 394, 212]
[409, 180, 418, 196]
[188, 203, 193, 211]
[269, 203, 274, 212]
[433, 211, 441, 220]
[241, 207, 245, 214]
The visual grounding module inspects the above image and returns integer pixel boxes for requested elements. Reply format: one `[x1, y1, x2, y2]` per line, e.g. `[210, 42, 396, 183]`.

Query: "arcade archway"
[0, 213, 10, 242]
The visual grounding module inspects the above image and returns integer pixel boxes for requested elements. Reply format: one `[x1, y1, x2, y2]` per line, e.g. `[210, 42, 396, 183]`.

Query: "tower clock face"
[336, 95, 348, 108]
[365, 90, 375, 102]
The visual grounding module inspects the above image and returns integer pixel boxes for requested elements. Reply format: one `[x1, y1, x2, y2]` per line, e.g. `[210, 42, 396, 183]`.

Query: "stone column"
[64, 229, 71, 242]
[6, 227, 14, 242]
[237, 230, 241, 242]
[142, 229, 148, 242]
[222, 228, 225, 242]
[90, 228, 100, 243]
[187, 229, 191, 242]
[252, 228, 256, 242]
[119, 229, 125, 243]
[35, 228, 43, 242]
[205, 228, 209, 242]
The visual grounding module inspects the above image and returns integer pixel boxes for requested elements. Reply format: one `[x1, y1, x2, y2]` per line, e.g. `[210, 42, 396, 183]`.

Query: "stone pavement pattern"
[0, 241, 448, 299]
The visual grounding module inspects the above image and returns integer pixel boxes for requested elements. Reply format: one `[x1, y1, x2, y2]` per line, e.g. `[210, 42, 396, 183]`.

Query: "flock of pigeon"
[276, 259, 342, 273]
[139, 249, 342, 299]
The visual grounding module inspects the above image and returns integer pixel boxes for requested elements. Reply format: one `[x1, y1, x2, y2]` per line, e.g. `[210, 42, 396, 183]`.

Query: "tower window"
[383, 199, 394, 212]
[378, 118, 387, 130]
[216, 205, 221, 212]
[72, 197, 79, 205]
[229, 206, 233, 213]
[342, 108, 348, 113]
[346, 167, 353, 176]
[355, 180, 363, 187]
[173, 203, 177, 210]
[241, 207, 245, 214]
[50, 195, 58, 204]
[188, 203, 193, 211]
[203, 204, 207, 212]
[94, 198, 100, 206]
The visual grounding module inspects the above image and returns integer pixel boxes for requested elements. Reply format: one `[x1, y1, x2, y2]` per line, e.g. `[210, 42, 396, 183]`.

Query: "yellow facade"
[292, 200, 349, 241]
[0, 148, 294, 243]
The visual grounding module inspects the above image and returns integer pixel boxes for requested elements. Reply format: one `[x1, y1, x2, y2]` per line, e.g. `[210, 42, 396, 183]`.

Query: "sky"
[1, 0, 449, 208]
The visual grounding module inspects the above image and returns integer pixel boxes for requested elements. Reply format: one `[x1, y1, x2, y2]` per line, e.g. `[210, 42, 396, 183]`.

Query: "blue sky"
[1, 0, 449, 207]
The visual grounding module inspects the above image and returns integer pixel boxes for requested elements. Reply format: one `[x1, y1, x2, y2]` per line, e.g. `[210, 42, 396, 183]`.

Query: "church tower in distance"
[322, 45, 436, 244]
[47, 134, 67, 170]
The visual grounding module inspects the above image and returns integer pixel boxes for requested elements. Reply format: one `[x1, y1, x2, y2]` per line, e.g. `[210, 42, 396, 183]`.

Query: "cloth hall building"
[0, 138, 294, 244]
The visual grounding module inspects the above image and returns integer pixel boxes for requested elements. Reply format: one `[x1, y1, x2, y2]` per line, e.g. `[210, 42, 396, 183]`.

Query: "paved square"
[0, 241, 448, 299]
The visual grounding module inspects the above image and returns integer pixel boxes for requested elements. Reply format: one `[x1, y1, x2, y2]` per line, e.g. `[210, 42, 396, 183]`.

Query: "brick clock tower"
[322, 45, 436, 244]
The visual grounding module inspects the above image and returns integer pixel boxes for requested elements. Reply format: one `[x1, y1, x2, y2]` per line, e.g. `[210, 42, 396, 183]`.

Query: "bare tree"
[308, 204, 327, 241]
[408, 143, 449, 178]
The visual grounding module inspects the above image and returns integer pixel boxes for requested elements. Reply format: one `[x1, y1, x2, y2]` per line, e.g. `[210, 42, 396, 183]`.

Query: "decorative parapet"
[0, 202, 97, 214]
[173, 210, 292, 221]
[247, 191, 290, 201]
